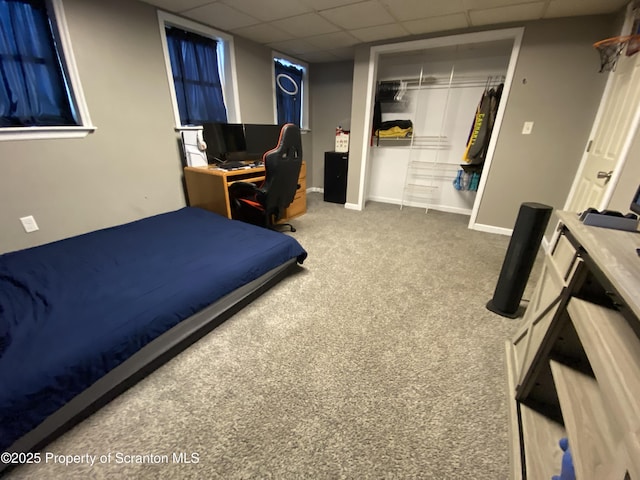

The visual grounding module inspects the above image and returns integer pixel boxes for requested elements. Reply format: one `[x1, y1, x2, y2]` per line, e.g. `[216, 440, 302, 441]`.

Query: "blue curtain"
[274, 60, 303, 127]
[0, 0, 76, 127]
[165, 27, 227, 125]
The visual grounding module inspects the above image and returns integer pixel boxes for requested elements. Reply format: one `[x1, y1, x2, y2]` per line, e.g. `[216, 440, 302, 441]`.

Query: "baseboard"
[344, 203, 361, 211]
[306, 187, 323, 194]
[470, 223, 513, 236]
[365, 196, 472, 216]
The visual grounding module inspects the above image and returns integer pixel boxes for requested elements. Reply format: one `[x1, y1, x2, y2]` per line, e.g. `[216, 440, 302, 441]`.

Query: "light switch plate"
[522, 121, 534, 135]
[20, 215, 39, 233]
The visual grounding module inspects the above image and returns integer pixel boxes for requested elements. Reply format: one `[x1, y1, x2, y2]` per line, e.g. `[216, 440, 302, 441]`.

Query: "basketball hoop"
[593, 35, 640, 72]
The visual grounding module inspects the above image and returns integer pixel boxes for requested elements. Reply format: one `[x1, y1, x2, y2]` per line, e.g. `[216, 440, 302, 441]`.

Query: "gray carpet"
[8, 193, 528, 479]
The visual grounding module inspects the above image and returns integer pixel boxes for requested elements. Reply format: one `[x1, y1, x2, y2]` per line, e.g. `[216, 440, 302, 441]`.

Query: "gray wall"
[0, 0, 183, 253]
[308, 61, 354, 189]
[235, 37, 277, 124]
[346, 15, 614, 229]
[476, 16, 612, 229]
[0, 0, 280, 254]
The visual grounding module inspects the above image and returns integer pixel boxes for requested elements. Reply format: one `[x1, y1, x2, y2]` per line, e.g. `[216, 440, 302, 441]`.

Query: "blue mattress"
[0, 207, 306, 451]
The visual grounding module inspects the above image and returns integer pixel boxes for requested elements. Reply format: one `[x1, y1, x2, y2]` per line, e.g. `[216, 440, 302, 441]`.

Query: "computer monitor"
[244, 124, 282, 161]
[631, 184, 640, 216]
[201, 122, 247, 164]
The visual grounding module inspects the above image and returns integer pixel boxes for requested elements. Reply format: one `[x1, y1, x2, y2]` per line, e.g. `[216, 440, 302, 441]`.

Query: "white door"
[566, 43, 640, 213]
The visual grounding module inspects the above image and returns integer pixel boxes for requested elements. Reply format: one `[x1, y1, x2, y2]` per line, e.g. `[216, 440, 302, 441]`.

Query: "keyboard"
[220, 161, 249, 170]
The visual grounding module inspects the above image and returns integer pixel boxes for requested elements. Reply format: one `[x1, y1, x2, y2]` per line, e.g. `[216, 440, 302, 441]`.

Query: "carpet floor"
[8, 193, 531, 479]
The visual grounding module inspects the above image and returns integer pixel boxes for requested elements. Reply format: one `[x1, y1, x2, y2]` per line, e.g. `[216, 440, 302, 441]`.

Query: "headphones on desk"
[196, 130, 207, 152]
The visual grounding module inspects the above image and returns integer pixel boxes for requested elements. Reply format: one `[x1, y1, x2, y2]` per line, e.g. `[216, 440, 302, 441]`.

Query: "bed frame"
[1, 259, 301, 473]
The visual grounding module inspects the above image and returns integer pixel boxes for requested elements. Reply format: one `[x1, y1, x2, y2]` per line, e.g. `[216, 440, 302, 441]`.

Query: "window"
[0, 0, 93, 141]
[273, 56, 307, 129]
[159, 12, 240, 128]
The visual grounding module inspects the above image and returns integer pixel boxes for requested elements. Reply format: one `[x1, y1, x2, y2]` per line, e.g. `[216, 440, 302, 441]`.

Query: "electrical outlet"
[20, 215, 39, 233]
[522, 121, 534, 135]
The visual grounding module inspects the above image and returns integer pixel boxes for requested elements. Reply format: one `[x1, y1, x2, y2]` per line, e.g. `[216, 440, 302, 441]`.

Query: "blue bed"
[0, 207, 306, 457]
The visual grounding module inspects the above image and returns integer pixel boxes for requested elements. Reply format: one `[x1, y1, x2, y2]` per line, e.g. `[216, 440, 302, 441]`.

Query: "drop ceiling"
[140, 0, 629, 63]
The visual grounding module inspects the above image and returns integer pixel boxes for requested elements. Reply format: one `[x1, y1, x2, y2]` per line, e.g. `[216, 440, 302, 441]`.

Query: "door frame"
[354, 27, 524, 233]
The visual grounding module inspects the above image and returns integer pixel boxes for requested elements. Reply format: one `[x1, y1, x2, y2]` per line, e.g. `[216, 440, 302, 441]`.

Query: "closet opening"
[358, 28, 524, 232]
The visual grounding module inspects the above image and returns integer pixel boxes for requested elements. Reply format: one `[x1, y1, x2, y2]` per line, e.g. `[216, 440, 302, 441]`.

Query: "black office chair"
[229, 123, 303, 232]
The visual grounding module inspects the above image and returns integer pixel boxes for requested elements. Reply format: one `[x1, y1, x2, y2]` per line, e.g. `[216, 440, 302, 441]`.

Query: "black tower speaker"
[324, 152, 348, 204]
[486, 202, 553, 318]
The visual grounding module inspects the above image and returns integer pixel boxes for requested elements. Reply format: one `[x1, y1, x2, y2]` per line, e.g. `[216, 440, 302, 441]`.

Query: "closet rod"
[380, 74, 505, 89]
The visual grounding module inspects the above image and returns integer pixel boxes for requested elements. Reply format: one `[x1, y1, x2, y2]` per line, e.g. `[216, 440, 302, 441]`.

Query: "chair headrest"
[263, 123, 302, 162]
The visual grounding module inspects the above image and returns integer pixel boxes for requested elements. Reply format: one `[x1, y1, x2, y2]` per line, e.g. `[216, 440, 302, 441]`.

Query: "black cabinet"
[324, 152, 348, 204]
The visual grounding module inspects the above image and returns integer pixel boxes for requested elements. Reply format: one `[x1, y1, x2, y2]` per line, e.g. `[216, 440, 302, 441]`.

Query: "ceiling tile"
[301, 0, 364, 10]
[269, 38, 323, 55]
[545, 0, 628, 18]
[231, 23, 294, 44]
[270, 13, 341, 37]
[184, 3, 260, 30]
[219, 0, 313, 22]
[298, 50, 341, 62]
[141, 0, 213, 12]
[328, 46, 357, 59]
[350, 23, 410, 43]
[305, 31, 360, 49]
[469, 2, 546, 26]
[402, 13, 469, 35]
[379, 0, 465, 22]
[461, 0, 531, 9]
[319, 0, 396, 30]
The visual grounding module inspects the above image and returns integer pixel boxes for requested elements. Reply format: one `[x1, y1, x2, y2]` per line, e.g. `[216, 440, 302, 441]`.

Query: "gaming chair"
[229, 123, 303, 232]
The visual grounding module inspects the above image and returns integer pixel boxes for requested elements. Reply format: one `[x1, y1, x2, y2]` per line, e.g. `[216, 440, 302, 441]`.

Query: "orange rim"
[593, 34, 640, 48]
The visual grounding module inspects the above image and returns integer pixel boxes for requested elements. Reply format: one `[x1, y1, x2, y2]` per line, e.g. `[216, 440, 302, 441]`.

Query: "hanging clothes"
[462, 83, 504, 165]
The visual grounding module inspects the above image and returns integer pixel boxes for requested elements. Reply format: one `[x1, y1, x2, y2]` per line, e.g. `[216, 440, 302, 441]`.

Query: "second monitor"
[201, 122, 282, 164]
[244, 123, 283, 160]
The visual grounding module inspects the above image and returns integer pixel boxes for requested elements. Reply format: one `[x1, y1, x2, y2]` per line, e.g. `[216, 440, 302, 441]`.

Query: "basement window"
[0, 0, 94, 141]
[158, 11, 240, 129]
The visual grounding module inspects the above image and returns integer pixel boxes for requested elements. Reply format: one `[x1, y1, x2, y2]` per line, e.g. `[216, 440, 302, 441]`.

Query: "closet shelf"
[375, 135, 450, 149]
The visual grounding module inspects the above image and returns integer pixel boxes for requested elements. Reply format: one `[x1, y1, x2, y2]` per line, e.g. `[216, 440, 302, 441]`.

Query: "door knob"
[597, 170, 613, 184]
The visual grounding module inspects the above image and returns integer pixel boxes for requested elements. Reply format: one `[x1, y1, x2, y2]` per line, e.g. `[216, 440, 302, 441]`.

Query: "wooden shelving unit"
[505, 211, 640, 479]
[549, 359, 617, 480]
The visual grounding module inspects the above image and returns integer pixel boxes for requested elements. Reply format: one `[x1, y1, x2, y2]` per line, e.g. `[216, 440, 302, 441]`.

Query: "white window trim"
[272, 51, 309, 131]
[157, 11, 241, 130]
[0, 0, 96, 142]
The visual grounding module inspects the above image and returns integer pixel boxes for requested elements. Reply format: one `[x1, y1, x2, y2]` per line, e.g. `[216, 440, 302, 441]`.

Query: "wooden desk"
[184, 162, 306, 223]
